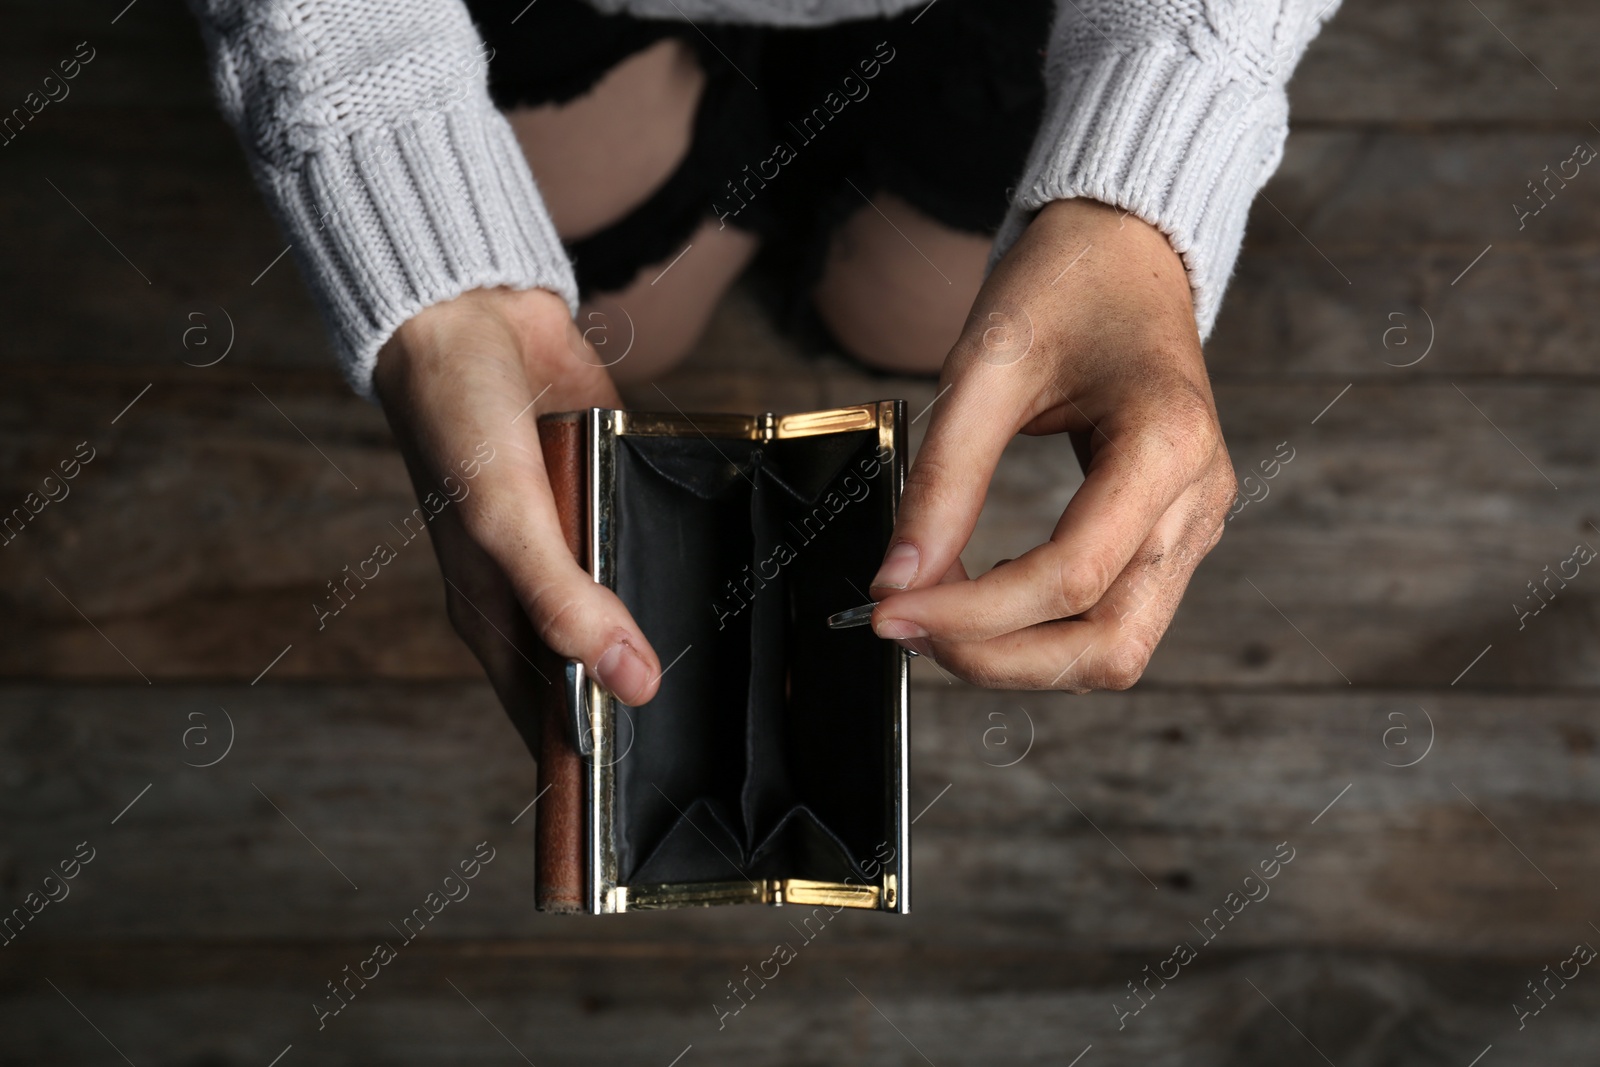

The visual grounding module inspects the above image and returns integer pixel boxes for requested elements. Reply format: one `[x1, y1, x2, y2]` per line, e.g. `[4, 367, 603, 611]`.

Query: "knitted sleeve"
[989, 0, 1341, 340]
[188, 0, 578, 401]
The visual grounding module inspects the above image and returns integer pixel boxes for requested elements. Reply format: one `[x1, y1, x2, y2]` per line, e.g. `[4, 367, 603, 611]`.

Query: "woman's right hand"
[373, 286, 662, 732]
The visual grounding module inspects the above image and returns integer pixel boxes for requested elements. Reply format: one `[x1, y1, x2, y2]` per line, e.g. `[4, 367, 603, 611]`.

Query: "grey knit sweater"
[189, 0, 1339, 400]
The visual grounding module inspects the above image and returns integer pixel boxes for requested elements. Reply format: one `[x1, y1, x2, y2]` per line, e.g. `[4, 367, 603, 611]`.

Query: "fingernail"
[875, 618, 928, 641]
[872, 542, 920, 591]
[900, 636, 934, 659]
[595, 640, 652, 704]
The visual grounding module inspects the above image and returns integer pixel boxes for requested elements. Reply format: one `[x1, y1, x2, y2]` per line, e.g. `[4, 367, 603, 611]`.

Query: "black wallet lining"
[613, 430, 891, 888]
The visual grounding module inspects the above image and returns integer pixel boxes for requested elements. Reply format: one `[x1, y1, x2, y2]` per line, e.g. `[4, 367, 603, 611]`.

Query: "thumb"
[458, 417, 663, 709]
[378, 298, 663, 706]
[870, 373, 1019, 598]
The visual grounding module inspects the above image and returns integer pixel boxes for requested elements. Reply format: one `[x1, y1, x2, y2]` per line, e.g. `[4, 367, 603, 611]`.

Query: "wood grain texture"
[1, 682, 1594, 952]
[5, 0, 1600, 1062]
[1208, 131, 1600, 378]
[0, 943, 1591, 1066]
[1291, 0, 1599, 122]
[4, 372, 1595, 688]
[0, 111, 331, 371]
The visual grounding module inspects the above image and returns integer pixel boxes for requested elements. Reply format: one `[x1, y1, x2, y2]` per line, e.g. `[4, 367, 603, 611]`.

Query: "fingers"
[377, 289, 664, 706]
[865, 196, 1232, 692]
[424, 507, 554, 751]
[459, 444, 663, 706]
[879, 556, 969, 658]
[874, 386, 1227, 644]
[869, 368, 1028, 599]
[915, 486, 1226, 690]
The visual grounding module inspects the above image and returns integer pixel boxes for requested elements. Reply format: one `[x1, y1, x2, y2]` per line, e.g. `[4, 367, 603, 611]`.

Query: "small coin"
[826, 601, 919, 654]
[826, 602, 877, 629]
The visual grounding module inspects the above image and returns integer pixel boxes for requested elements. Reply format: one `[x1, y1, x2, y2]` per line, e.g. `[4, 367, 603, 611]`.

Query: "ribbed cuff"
[260, 100, 578, 402]
[988, 43, 1292, 341]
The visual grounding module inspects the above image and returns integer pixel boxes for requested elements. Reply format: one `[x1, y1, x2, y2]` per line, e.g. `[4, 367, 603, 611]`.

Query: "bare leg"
[811, 191, 992, 375]
[505, 38, 758, 382]
[577, 217, 760, 385]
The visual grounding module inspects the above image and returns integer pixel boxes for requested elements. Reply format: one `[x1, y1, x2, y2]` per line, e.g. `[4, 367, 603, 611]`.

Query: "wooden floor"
[3, 2, 1599, 1064]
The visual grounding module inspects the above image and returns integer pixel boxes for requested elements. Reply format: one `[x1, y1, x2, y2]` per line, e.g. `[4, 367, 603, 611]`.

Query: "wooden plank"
[0, 366, 474, 680]
[1260, 132, 1600, 247]
[2, 682, 1597, 951]
[3, 4, 1597, 1064]
[1291, 0, 1600, 123]
[2, 371, 1597, 688]
[1208, 245, 1600, 379]
[0, 111, 334, 373]
[0, 942, 1593, 1065]
[1207, 130, 1600, 377]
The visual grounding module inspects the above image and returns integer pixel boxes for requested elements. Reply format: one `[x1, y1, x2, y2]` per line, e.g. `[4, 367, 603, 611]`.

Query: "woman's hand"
[869, 198, 1237, 691]
[374, 287, 662, 731]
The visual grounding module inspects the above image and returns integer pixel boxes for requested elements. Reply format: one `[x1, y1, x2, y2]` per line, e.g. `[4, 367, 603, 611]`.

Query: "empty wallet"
[534, 402, 911, 914]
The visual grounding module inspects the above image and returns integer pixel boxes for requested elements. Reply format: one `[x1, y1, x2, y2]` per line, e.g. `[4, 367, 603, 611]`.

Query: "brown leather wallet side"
[535, 412, 586, 913]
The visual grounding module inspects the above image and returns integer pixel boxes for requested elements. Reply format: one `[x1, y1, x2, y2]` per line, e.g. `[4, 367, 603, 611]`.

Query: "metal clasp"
[564, 658, 593, 757]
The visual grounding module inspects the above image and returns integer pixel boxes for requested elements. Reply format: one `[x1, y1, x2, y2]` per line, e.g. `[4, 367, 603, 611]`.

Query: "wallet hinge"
[616, 878, 882, 911]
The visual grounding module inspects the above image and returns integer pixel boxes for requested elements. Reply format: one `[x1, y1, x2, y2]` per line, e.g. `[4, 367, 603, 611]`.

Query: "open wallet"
[534, 401, 911, 915]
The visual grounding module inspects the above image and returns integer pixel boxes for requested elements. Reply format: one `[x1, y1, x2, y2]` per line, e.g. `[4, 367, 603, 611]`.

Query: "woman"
[190, 0, 1337, 718]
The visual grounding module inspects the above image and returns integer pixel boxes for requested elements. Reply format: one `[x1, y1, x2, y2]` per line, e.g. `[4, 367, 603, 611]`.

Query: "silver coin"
[826, 602, 878, 629]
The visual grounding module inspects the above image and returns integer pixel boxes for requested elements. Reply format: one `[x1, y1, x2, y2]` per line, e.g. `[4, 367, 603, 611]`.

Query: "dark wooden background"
[3, 1, 1599, 1064]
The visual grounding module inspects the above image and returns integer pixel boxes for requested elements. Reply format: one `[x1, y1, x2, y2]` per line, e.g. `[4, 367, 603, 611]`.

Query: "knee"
[582, 217, 761, 386]
[579, 292, 698, 385]
[811, 192, 991, 377]
[506, 37, 704, 241]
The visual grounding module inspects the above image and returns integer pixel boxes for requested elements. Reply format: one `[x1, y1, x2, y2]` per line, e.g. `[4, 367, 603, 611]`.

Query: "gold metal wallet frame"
[534, 402, 910, 915]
